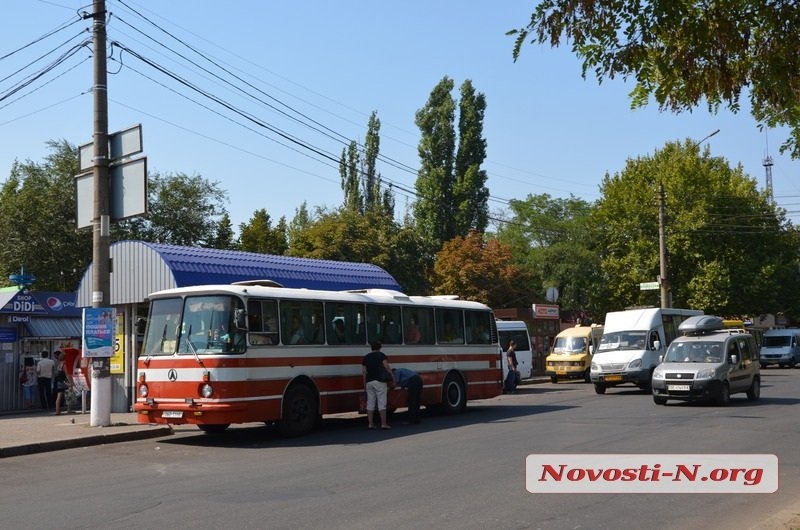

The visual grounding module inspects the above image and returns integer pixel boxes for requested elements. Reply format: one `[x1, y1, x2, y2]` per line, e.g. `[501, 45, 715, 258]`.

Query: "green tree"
[509, 1, 800, 158]
[414, 77, 489, 247]
[210, 212, 238, 250]
[431, 230, 535, 308]
[114, 172, 229, 247]
[497, 193, 600, 317]
[591, 140, 800, 316]
[339, 111, 394, 217]
[0, 140, 91, 291]
[239, 209, 288, 255]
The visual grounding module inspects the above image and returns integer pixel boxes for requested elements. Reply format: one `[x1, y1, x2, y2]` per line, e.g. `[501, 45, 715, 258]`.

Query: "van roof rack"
[679, 315, 723, 336]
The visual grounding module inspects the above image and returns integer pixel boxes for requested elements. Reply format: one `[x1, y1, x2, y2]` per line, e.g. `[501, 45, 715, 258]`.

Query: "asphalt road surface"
[2, 368, 799, 529]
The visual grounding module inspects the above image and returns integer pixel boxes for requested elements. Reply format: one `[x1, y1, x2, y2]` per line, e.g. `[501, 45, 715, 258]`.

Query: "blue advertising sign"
[0, 327, 17, 342]
[83, 307, 115, 357]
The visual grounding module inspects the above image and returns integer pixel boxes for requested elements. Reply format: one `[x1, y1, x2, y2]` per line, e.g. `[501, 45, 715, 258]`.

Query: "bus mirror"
[653, 340, 661, 351]
[234, 309, 247, 330]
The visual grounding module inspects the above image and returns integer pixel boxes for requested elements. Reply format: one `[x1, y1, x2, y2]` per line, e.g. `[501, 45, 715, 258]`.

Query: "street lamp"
[658, 129, 720, 308]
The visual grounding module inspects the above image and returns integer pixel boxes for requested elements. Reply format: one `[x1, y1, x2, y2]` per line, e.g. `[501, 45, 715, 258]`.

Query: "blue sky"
[2, 0, 798, 232]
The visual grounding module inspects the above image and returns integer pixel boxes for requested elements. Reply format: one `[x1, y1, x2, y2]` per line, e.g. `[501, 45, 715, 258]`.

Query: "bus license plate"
[162, 410, 183, 418]
[668, 384, 690, 392]
[604, 375, 622, 382]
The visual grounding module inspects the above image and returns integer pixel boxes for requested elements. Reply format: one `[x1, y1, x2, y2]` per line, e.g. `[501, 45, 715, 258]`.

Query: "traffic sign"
[639, 281, 659, 290]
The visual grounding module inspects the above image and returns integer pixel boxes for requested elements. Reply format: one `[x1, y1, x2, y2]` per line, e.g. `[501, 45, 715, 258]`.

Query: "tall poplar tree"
[414, 77, 488, 248]
[339, 111, 394, 217]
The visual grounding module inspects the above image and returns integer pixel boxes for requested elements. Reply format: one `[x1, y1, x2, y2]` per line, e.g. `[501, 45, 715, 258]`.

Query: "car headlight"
[628, 358, 642, 369]
[591, 362, 598, 371]
[695, 368, 715, 380]
[652, 370, 665, 380]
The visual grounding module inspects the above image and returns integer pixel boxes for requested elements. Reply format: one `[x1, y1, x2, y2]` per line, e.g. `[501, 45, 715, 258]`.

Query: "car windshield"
[597, 331, 647, 352]
[664, 341, 722, 363]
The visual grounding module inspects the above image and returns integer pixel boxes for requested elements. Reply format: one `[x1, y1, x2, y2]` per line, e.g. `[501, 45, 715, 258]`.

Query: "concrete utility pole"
[90, 0, 112, 427]
[657, 129, 720, 310]
[658, 184, 670, 309]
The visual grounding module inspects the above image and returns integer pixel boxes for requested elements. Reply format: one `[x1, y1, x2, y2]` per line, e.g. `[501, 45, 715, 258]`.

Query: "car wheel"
[594, 383, 606, 395]
[747, 377, 761, 401]
[550, 375, 558, 384]
[717, 381, 731, 405]
[653, 395, 667, 405]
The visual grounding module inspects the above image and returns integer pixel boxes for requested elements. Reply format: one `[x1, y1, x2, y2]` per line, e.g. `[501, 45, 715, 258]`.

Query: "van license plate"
[162, 410, 183, 418]
[604, 375, 622, 382]
[668, 384, 690, 391]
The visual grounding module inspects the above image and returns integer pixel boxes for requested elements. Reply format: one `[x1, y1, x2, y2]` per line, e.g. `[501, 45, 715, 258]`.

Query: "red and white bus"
[134, 282, 502, 436]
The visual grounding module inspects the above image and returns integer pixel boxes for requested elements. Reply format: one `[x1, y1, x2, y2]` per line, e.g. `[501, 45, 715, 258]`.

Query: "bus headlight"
[200, 383, 214, 398]
[138, 384, 148, 398]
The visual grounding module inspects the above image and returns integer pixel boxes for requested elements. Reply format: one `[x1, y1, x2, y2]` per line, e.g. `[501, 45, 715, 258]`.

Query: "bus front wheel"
[279, 383, 318, 437]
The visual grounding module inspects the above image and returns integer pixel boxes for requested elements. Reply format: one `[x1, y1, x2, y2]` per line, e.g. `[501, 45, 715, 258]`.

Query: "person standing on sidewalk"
[36, 350, 55, 409]
[53, 351, 72, 415]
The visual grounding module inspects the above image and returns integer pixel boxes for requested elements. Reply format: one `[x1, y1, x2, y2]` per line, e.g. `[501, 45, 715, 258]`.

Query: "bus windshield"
[143, 295, 246, 356]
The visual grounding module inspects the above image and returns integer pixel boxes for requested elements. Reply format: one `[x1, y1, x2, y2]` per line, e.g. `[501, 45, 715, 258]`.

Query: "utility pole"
[657, 129, 720, 310]
[658, 184, 669, 309]
[90, 0, 112, 427]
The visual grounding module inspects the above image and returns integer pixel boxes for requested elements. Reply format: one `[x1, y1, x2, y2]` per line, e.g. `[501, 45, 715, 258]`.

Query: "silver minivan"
[652, 315, 761, 405]
[760, 328, 800, 368]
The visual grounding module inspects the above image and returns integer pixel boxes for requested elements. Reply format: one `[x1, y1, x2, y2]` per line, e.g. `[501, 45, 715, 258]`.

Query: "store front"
[0, 290, 82, 412]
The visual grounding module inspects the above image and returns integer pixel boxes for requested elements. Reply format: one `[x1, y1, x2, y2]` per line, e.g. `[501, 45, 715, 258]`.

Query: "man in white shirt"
[36, 350, 55, 409]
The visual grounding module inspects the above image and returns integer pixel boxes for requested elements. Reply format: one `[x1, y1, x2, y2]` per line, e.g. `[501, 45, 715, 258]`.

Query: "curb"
[0, 425, 173, 459]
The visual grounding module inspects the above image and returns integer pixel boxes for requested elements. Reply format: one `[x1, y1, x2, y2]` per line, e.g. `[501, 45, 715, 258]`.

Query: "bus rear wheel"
[279, 383, 318, 437]
[441, 373, 466, 414]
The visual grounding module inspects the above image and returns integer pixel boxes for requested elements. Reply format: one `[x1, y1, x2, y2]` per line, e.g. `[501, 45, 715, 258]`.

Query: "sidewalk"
[0, 409, 172, 458]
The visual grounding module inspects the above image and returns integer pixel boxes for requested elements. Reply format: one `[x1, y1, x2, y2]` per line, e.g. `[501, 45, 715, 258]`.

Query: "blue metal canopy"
[144, 242, 401, 291]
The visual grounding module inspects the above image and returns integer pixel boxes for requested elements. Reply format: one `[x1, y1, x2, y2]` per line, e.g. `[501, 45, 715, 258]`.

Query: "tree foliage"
[339, 111, 394, 217]
[0, 140, 91, 291]
[509, 1, 800, 158]
[239, 209, 288, 255]
[591, 140, 800, 317]
[497, 193, 600, 317]
[431, 231, 535, 308]
[414, 77, 489, 247]
[114, 172, 229, 247]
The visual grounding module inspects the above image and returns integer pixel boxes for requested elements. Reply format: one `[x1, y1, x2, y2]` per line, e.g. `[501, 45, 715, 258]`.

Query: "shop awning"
[23, 318, 81, 339]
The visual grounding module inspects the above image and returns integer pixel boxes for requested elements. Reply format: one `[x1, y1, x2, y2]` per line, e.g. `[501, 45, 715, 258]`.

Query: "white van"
[496, 320, 533, 381]
[760, 328, 800, 368]
[545, 324, 604, 383]
[591, 307, 702, 394]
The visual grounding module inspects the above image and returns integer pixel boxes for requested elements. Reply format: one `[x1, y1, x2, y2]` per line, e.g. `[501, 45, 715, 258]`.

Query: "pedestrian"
[361, 341, 394, 429]
[392, 367, 423, 424]
[36, 350, 55, 409]
[20, 357, 38, 409]
[504, 340, 519, 393]
[53, 351, 72, 415]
